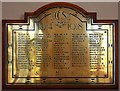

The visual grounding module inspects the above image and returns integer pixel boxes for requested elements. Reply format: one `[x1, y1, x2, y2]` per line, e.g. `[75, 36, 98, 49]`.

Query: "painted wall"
[1, 2, 119, 91]
[0, 1, 2, 91]
[2, 2, 118, 19]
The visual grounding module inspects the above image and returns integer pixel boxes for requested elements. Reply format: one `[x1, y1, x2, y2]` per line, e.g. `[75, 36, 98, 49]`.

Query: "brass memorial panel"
[3, 3, 118, 88]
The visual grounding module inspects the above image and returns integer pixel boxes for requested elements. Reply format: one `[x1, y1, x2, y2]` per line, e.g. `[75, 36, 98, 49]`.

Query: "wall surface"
[2, 2, 118, 19]
[1, 2, 119, 91]
[0, 1, 2, 91]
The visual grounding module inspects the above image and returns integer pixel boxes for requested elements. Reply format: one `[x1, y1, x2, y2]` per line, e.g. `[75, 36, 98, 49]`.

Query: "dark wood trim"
[2, 20, 6, 90]
[2, 2, 119, 90]
[114, 20, 119, 89]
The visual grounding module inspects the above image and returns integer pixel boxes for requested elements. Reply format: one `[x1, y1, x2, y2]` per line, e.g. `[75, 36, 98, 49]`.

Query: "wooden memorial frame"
[2, 2, 119, 90]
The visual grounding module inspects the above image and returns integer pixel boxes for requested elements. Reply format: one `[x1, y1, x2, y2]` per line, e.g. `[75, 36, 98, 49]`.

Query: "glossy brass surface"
[6, 6, 115, 85]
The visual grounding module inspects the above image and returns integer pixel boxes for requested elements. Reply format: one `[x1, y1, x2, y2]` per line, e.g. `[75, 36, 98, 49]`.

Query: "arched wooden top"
[25, 2, 94, 21]
[3, 2, 118, 24]
[33, 2, 88, 15]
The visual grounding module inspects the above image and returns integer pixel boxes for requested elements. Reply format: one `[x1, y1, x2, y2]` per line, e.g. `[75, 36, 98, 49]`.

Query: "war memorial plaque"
[2, 2, 118, 90]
